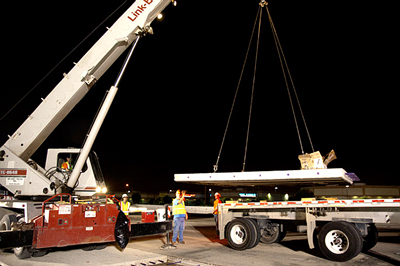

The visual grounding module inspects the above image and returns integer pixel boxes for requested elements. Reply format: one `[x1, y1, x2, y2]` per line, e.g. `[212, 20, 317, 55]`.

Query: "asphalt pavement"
[0, 215, 399, 266]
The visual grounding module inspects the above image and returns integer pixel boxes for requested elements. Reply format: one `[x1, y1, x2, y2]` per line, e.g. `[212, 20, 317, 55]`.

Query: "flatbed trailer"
[218, 198, 400, 262]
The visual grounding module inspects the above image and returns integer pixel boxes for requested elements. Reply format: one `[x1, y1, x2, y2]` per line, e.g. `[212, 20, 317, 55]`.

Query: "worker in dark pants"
[213, 192, 222, 236]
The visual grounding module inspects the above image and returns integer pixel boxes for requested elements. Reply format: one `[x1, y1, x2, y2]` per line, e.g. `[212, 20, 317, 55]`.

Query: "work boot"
[179, 241, 186, 244]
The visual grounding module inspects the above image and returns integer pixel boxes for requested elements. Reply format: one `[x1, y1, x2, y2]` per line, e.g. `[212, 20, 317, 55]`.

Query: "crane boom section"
[3, 0, 170, 161]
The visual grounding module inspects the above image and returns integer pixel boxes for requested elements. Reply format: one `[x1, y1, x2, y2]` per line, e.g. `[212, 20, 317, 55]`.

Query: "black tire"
[95, 244, 108, 250]
[226, 218, 255, 250]
[82, 243, 108, 251]
[0, 214, 17, 230]
[362, 224, 378, 252]
[82, 245, 97, 251]
[14, 247, 33, 259]
[318, 221, 363, 262]
[259, 222, 281, 244]
[32, 250, 49, 257]
[243, 219, 260, 249]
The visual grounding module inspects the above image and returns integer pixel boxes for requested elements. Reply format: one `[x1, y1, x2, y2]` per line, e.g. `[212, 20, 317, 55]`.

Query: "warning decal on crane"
[59, 205, 72, 215]
[5, 178, 24, 186]
[85, 211, 96, 218]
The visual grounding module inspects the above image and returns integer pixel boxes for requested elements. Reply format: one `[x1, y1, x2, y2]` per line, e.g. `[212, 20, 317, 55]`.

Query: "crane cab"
[44, 148, 107, 197]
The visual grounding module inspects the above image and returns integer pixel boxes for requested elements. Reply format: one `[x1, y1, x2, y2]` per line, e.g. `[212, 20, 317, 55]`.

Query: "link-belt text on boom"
[128, 0, 154, 22]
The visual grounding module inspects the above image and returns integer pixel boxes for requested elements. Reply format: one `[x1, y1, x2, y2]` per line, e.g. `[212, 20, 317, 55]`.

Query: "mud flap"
[114, 211, 130, 249]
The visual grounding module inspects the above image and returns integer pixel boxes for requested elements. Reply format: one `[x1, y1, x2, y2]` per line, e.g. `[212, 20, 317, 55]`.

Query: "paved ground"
[0, 216, 399, 266]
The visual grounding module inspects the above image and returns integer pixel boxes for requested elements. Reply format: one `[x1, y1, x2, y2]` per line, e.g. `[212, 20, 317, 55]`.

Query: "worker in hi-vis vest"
[213, 192, 222, 235]
[61, 157, 72, 171]
[172, 189, 188, 244]
[120, 194, 131, 216]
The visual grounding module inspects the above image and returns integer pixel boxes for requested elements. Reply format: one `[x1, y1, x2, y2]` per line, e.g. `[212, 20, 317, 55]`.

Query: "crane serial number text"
[0, 169, 27, 176]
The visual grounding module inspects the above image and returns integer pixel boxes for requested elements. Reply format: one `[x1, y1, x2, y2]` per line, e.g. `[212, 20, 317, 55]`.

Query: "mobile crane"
[0, 0, 173, 258]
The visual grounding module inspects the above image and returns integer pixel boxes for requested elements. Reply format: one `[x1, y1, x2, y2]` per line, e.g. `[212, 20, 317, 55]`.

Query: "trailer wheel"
[226, 219, 255, 250]
[242, 219, 260, 249]
[362, 224, 378, 252]
[259, 222, 281, 244]
[14, 247, 33, 259]
[318, 221, 363, 262]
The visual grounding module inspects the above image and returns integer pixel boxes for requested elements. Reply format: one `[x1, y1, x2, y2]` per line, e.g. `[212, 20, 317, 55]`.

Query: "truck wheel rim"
[325, 229, 349, 254]
[230, 224, 247, 244]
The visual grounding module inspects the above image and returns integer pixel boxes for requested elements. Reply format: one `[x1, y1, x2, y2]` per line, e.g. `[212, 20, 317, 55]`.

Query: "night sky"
[1, 1, 397, 193]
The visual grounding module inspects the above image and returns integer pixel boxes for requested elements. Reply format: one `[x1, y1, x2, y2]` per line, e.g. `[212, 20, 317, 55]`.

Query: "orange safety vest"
[61, 162, 72, 170]
[213, 199, 221, 214]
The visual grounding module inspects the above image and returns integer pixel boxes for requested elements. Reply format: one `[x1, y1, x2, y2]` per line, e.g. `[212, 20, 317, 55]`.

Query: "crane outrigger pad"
[174, 168, 356, 187]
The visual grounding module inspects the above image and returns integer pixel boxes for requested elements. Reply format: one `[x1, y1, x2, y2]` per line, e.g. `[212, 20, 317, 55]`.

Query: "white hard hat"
[122, 194, 128, 198]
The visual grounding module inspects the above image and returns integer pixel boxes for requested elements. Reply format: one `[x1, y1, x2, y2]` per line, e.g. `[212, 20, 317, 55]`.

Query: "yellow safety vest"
[172, 199, 186, 216]
[120, 201, 130, 216]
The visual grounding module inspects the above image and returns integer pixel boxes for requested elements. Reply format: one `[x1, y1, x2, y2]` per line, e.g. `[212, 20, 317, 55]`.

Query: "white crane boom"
[0, 0, 171, 197]
[3, 0, 170, 161]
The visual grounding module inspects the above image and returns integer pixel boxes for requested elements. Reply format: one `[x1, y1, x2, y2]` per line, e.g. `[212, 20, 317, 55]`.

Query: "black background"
[1, 1, 397, 192]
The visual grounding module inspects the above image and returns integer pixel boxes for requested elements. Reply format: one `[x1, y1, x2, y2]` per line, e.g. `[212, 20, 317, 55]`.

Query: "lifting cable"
[213, 6, 262, 173]
[214, 1, 314, 172]
[0, 1, 128, 122]
[265, 5, 314, 154]
[243, 6, 263, 172]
